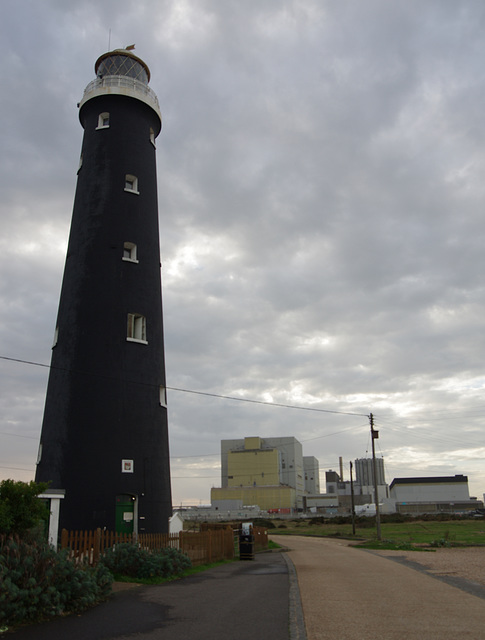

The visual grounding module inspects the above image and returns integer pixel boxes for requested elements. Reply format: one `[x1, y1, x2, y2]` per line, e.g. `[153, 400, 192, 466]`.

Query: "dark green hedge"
[0, 537, 112, 628]
[100, 543, 191, 579]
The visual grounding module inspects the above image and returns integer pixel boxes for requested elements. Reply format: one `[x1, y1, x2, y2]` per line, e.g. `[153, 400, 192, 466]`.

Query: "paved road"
[272, 534, 485, 640]
[9, 552, 290, 640]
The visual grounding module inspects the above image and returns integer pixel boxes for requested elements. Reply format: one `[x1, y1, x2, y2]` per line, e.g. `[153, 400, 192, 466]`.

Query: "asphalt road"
[8, 552, 291, 640]
[272, 534, 485, 640]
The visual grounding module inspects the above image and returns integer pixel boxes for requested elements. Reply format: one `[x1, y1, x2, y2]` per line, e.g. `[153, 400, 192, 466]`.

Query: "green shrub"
[100, 543, 191, 580]
[0, 537, 112, 627]
[429, 538, 452, 548]
[253, 518, 276, 529]
[380, 513, 408, 524]
[0, 480, 49, 537]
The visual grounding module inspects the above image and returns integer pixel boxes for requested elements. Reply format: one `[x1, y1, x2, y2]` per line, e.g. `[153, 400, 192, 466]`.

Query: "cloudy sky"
[1, 0, 485, 505]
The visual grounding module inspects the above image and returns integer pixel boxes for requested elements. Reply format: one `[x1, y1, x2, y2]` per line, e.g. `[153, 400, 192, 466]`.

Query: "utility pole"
[350, 461, 356, 536]
[370, 413, 382, 541]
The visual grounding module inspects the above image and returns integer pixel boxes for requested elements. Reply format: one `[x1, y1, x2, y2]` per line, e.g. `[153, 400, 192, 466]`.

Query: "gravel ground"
[372, 546, 485, 586]
[275, 535, 485, 639]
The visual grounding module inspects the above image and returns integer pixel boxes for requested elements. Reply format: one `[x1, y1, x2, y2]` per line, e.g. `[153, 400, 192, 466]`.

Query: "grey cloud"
[1, 0, 485, 502]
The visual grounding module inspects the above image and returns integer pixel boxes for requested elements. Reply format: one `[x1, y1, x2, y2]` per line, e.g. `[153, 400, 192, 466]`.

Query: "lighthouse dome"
[95, 49, 150, 84]
[79, 48, 160, 122]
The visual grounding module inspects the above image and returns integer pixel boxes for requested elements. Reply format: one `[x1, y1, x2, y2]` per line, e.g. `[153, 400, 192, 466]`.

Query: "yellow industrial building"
[210, 436, 319, 512]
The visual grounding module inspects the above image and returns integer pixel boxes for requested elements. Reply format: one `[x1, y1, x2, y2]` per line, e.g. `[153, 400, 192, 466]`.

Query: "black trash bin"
[239, 533, 255, 560]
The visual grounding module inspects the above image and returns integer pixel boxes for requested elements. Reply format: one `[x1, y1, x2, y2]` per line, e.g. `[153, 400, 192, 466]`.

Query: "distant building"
[325, 458, 392, 513]
[211, 436, 318, 512]
[304, 456, 320, 495]
[390, 475, 483, 514]
[355, 457, 385, 487]
[169, 512, 184, 535]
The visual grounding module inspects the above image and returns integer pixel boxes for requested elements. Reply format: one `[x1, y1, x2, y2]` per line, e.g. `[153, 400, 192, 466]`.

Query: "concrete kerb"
[239, 546, 307, 639]
[281, 552, 308, 640]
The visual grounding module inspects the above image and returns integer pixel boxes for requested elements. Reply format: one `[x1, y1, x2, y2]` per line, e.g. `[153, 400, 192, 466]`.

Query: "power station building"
[319, 457, 393, 514]
[390, 475, 482, 515]
[35, 48, 172, 534]
[211, 436, 319, 512]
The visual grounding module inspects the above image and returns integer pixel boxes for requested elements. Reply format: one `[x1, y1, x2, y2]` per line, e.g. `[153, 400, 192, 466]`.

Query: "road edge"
[282, 552, 308, 640]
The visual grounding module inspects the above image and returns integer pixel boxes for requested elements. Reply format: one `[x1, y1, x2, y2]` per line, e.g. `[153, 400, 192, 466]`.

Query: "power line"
[0, 354, 368, 417]
[301, 424, 368, 442]
[172, 475, 220, 479]
[373, 417, 485, 449]
[167, 386, 368, 417]
[0, 431, 37, 440]
[170, 453, 220, 459]
[4, 354, 484, 457]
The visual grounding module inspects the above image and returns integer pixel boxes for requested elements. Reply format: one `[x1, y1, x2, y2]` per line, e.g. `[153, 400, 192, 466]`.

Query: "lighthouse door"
[115, 494, 135, 534]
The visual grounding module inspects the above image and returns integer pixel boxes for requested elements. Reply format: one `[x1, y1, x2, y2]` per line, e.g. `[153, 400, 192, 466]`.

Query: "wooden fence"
[253, 527, 268, 552]
[60, 526, 268, 567]
[199, 523, 268, 552]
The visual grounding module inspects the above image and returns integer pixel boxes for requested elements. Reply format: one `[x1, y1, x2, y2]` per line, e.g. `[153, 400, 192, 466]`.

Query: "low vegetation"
[0, 479, 49, 538]
[100, 543, 191, 581]
[0, 480, 195, 630]
[113, 558, 231, 585]
[268, 514, 485, 549]
[0, 537, 112, 628]
[267, 539, 282, 550]
[0, 480, 113, 630]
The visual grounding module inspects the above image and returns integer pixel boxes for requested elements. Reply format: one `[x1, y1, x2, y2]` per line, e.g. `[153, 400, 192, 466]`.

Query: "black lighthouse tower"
[36, 49, 172, 534]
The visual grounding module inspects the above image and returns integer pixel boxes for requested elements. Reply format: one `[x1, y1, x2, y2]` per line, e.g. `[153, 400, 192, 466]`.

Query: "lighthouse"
[35, 49, 172, 534]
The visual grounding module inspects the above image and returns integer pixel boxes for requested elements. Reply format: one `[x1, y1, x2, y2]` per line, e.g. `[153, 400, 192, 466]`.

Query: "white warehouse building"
[390, 475, 482, 515]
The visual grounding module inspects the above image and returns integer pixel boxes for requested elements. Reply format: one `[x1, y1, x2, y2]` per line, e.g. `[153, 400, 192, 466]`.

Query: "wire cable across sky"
[0, 354, 369, 418]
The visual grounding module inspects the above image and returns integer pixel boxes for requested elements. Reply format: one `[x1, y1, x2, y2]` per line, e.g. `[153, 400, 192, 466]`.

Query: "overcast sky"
[1, 0, 485, 506]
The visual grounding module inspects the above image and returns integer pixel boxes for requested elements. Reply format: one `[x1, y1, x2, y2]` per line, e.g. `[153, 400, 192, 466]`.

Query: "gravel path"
[371, 546, 485, 586]
[273, 535, 485, 640]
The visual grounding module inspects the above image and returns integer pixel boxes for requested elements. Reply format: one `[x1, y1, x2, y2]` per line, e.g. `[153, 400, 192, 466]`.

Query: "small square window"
[122, 242, 138, 263]
[159, 386, 167, 407]
[124, 174, 139, 194]
[127, 313, 147, 343]
[149, 127, 156, 148]
[96, 112, 110, 129]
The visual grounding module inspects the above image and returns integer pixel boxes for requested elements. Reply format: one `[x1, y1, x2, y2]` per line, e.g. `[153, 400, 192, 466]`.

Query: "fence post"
[61, 528, 68, 550]
[94, 528, 101, 565]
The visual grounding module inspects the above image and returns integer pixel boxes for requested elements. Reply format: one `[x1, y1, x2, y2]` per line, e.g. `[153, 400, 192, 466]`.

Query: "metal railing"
[82, 75, 160, 113]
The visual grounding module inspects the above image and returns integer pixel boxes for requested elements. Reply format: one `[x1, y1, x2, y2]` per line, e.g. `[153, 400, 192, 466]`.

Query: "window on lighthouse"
[96, 112, 110, 129]
[127, 314, 147, 343]
[122, 242, 138, 263]
[149, 127, 156, 148]
[124, 174, 139, 194]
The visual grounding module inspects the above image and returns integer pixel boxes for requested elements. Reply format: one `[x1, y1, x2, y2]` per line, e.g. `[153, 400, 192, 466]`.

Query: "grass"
[269, 517, 485, 549]
[268, 539, 282, 550]
[113, 559, 236, 585]
[112, 541, 284, 585]
[356, 540, 435, 551]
